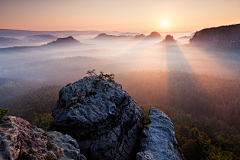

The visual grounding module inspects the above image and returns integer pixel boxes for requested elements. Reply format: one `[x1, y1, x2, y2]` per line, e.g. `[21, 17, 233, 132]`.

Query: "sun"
[162, 20, 168, 27]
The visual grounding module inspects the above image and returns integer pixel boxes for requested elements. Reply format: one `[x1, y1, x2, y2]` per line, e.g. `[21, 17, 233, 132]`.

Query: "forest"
[117, 70, 240, 160]
[1, 70, 240, 159]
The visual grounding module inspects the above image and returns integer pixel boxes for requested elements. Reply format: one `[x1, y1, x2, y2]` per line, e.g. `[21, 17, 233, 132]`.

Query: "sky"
[0, 0, 240, 33]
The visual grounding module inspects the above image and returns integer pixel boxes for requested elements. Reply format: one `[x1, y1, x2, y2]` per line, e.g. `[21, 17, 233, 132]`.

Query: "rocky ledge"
[0, 116, 86, 160]
[137, 108, 184, 160]
[48, 76, 142, 160]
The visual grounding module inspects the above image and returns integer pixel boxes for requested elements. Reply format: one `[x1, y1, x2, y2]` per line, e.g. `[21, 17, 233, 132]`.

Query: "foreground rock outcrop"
[0, 74, 184, 159]
[137, 108, 184, 160]
[0, 116, 86, 160]
[49, 76, 142, 159]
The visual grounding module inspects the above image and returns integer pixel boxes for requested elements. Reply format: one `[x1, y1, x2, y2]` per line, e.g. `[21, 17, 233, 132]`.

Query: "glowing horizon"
[0, 0, 240, 33]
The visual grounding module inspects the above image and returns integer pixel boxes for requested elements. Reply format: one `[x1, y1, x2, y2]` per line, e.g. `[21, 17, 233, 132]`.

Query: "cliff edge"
[190, 23, 240, 48]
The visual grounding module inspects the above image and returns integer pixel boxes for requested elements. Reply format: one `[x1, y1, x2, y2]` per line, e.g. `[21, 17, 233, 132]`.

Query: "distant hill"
[133, 32, 163, 41]
[177, 36, 192, 40]
[156, 35, 177, 45]
[23, 35, 58, 44]
[134, 34, 146, 40]
[0, 37, 25, 47]
[176, 36, 192, 44]
[0, 29, 139, 38]
[43, 36, 80, 47]
[190, 23, 240, 48]
[93, 33, 133, 40]
[93, 31, 162, 41]
[0, 36, 81, 53]
[145, 31, 163, 40]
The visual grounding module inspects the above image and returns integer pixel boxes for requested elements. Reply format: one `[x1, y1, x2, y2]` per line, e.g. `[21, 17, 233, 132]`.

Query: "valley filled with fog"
[1, 31, 240, 85]
[1, 25, 240, 159]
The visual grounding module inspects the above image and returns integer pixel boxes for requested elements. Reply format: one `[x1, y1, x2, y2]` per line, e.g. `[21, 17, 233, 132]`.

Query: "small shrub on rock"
[0, 108, 9, 121]
[86, 69, 115, 82]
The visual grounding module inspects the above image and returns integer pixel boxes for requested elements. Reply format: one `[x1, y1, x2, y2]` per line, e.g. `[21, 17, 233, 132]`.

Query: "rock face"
[49, 76, 142, 160]
[190, 23, 240, 48]
[49, 131, 87, 160]
[136, 108, 184, 160]
[0, 116, 86, 160]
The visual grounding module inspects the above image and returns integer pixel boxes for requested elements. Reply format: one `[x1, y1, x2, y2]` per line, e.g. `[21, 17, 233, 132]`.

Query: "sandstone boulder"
[136, 108, 184, 160]
[0, 116, 86, 160]
[49, 76, 142, 160]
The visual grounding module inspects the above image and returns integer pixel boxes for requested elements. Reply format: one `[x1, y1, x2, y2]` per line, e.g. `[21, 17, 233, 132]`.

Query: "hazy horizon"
[1, 0, 240, 33]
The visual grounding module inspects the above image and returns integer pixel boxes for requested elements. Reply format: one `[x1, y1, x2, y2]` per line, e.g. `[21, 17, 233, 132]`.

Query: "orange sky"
[0, 0, 239, 32]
